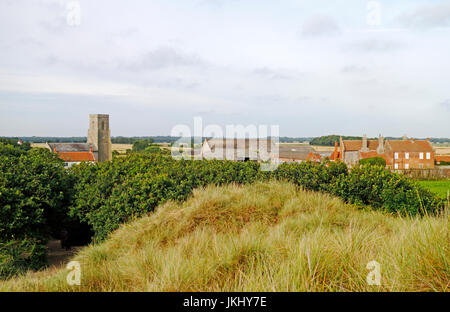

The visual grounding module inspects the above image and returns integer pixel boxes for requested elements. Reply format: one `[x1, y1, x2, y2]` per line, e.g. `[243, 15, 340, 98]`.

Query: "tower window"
[102, 121, 105, 130]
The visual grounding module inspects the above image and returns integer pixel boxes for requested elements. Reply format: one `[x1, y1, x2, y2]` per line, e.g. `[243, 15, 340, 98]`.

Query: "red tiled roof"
[436, 155, 450, 162]
[307, 152, 322, 161]
[57, 152, 95, 162]
[386, 140, 433, 152]
[343, 140, 379, 151]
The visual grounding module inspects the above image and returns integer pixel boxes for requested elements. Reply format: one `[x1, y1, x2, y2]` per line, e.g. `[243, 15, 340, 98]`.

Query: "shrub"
[0, 146, 84, 277]
[0, 148, 74, 242]
[0, 238, 47, 279]
[70, 154, 440, 242]
[359, 156, 386, 167]
[330, 165, 441, 215]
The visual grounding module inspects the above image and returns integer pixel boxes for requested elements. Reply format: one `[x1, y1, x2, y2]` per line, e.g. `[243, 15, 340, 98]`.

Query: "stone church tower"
[87, 114, 112, 162]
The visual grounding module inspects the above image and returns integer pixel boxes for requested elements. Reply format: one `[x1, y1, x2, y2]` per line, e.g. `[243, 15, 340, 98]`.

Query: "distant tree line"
[310, 135, 363, 146]
[2, 135, 449, 146]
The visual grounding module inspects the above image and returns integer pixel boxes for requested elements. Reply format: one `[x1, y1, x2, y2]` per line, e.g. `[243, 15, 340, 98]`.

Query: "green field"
[417, 180, 450, 199]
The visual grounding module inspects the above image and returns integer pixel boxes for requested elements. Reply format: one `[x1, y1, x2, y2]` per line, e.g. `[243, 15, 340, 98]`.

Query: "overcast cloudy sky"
[0, 0, 449, 137]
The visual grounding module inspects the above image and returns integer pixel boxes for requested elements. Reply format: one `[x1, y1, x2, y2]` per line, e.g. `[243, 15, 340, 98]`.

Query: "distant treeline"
[310, 135, 362, 146]
[2, 135, 449, 146]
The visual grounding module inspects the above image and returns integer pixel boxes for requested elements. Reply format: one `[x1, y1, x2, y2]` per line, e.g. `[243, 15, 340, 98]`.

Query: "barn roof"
[205, 138, 274, 152]
[342, 140, 379, 151]
[48, 143, 93, 152]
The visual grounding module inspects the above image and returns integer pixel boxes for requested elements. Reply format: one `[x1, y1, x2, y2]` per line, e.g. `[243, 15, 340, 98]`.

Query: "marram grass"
[1, 181, 448, 291]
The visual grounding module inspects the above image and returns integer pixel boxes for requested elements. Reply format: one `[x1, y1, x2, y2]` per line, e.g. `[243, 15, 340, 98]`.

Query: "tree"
[132, 138, 155, 152]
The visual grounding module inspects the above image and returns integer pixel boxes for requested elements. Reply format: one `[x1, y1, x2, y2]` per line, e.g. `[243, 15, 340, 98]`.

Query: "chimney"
[377, 134, 384, 154]
[361, 134, 368, 152]
[53, 147, 57, 152]
[402, 134, 408, 141]
[334, 141, 338, 160]
[89, 147, 93, 153]
[410, 137, 415, 143]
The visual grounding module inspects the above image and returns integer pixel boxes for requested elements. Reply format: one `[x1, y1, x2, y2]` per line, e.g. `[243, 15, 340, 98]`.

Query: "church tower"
[87, 114, 112, 162]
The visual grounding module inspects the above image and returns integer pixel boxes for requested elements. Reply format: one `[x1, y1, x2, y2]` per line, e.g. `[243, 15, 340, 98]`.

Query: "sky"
[0, 0, 449, 137]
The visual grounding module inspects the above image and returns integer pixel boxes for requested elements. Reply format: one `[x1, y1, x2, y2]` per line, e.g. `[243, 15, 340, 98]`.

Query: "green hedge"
[68, 154, 442, 242]
[0, 148, 74, 242]
[0, 238, 47, 279]
[359, 156, 386, 167]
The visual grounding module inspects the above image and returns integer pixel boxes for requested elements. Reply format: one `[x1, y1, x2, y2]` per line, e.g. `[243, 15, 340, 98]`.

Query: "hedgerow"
[0, 238, 47, 279]
[68, 153, 442, 241]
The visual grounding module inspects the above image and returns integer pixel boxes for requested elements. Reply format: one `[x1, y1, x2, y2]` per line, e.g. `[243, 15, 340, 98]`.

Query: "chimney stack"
[361, 134, 368, 152]
[402, 134, 408, 141]
[377, 134, 384, 154]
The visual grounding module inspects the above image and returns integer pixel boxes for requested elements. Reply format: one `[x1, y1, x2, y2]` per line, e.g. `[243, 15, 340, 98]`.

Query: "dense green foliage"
[68, 154, 442, 242]
[132, 138, 155, 152]
[0, 148, 73, 241]
[0, 145, 77, 277]
[0, 138, 31, 151]
[330, 166, 441, 215]
[359, 157, 386, 167]
[0, 238, 47, 279]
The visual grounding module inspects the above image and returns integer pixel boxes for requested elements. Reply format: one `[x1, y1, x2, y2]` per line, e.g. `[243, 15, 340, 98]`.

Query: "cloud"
[299, 14, 340, 37]
[252, 67, 292, 80]
[440, 99, 450, 111]
[341, 65, 368, 74]
[347, 37, 405, 53]
[398, 3, 450, 28]
[121, 47, 207, 71]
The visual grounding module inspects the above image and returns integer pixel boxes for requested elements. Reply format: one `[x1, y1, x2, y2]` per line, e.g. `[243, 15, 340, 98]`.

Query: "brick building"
[339, 134, 435, 169]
